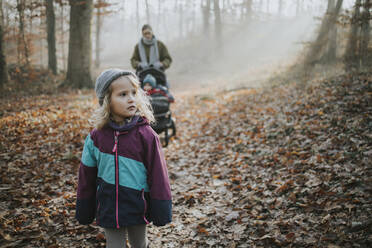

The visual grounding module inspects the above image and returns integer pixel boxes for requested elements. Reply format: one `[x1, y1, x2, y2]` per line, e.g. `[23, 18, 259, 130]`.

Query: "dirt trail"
[147, 72, 372, 247]
[0, 71, 370, 247]
[169, 63, 279, 97]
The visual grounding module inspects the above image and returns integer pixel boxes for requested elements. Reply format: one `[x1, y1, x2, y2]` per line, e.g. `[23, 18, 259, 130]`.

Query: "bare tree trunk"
[213, 0, 222, 46]
[191, 0, 196, 36]
[61, 2, 66, 71]
[202, 0, 211, 36]
[245, 0, 252, 21]
[162, 6, 169, 41]
[304, 0, 343, 68]
[121, 0, 126, 36]
[325, 0, 337, 63]
[28, 3, 34, 66]
[327, 22, 337, 62]
[179, 2, 183, 38]
[259, 0, 264, 13]
[1, 0, 5, 27]
[0, 0, 8, 87]
[360, 0, 370, 67]
[95, 1, 102, 69]
[278, 0, 283, 16]
[345, 0, 361, 70]
[136, 0, 140, 30]
[296, 0, 300, 16]
[39, 12, 43, 67]
[46, 0, 57, 74]
[29, 3, 33, 35]
[156, 0, 160, 32]
[17, 0, 30, 67]
[145, 0, 150, 24]
[66, 0, 93, 88]
[15, 13, 20, 64]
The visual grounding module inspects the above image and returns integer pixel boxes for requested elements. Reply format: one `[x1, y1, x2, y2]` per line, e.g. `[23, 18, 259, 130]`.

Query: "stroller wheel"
[163, 128, 169, 147]
[170, 118, 176, 137]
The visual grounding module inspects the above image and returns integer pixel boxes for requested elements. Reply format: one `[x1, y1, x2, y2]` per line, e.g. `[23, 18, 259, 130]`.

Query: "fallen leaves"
[0, 91, 99, 247]
[0, 71, 371, 247]
[160, 72, 371, 247]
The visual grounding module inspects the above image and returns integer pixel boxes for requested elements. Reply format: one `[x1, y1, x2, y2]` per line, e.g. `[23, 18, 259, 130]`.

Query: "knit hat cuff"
[96, 70, 136, 106]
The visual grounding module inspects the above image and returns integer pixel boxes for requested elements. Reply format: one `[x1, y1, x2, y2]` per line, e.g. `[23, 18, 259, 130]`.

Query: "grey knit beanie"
[95, 68, 136, 105]
[142, 24, 152, 32]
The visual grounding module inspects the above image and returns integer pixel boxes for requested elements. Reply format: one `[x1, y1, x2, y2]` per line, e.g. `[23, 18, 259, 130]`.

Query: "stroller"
[137, 68, 176, 147]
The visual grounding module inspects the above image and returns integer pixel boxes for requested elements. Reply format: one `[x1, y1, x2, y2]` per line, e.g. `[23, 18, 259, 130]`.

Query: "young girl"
[75, 68, 172, 248]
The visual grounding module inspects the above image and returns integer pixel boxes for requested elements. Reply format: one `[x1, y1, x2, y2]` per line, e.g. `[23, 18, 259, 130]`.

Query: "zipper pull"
[112, 131, 119, 152]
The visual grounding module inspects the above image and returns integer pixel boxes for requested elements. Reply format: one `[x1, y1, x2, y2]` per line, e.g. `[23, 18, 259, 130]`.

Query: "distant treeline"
[0, 0, 370, 89]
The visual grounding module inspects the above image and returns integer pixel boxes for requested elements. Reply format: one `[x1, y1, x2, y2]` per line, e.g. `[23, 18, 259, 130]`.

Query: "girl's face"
[109, 76, 137, 123]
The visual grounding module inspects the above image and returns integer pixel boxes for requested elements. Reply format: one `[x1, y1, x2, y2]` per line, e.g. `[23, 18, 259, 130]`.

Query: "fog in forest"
[95, 0, 355, 92]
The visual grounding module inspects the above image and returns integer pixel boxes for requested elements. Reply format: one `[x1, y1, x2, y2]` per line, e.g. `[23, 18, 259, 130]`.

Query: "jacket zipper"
[112, 131, 120, 228]
[141, 189, 150, 224]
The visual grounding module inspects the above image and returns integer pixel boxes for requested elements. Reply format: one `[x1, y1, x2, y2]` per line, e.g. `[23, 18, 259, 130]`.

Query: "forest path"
[147, 72, 372, 247]
[0, 72, 371, 247]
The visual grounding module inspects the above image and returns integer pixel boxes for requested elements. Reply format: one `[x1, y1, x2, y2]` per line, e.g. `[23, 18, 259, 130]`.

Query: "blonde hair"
[90, 74, 155, 129]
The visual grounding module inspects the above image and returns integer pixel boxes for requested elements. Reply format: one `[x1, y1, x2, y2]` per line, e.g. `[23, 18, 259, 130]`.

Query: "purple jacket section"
[139, 123, 172, 200]
[76, 163, 97, 199]
[75, 117, 172, 227]
[91, 119, 172, 200]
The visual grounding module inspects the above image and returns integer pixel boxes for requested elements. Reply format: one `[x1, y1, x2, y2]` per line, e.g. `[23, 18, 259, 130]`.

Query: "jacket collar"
[108, 115, 147, 132]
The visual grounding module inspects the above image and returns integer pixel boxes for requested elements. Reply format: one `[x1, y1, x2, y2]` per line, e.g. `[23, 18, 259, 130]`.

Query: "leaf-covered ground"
[0, 72, 371, 247]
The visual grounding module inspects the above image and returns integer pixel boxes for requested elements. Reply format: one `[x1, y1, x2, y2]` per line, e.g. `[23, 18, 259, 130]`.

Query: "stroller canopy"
[137, 68, 167, 88]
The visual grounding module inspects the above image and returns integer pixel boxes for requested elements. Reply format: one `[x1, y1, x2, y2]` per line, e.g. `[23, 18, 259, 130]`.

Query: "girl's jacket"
[75, 116, 172, 228]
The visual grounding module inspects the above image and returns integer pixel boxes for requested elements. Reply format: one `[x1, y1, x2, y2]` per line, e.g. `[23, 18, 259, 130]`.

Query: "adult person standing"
[130, 24, 172, 72]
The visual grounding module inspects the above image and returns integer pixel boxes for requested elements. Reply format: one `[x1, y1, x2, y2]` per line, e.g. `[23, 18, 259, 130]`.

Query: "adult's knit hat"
[95, 68, 136, 105]
[142, 24, 152, 32]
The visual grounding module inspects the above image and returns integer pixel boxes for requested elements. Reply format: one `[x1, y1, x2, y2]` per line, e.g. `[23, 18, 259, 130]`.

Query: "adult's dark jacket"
[130, 39, 172, 70]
